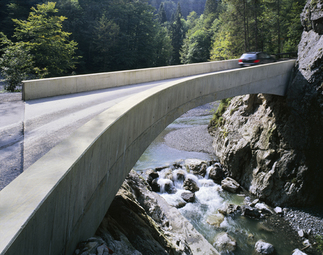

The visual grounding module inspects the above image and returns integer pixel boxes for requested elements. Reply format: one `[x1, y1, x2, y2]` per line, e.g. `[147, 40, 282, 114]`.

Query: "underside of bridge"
[0, 60, 295, 255]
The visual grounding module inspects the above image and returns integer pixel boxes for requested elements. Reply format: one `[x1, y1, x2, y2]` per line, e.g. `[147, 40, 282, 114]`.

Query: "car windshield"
[240, 53, 257, 59]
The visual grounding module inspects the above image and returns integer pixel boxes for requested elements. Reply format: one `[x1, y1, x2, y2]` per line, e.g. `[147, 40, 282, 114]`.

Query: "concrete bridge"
[0, 59, 295, 255]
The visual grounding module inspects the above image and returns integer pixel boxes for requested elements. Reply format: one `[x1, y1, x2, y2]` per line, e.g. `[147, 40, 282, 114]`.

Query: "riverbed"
[134, 102, 320, 255]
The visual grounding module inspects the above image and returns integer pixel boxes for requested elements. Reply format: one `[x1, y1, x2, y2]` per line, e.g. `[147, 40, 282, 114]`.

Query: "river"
[133, 102, 303, 255]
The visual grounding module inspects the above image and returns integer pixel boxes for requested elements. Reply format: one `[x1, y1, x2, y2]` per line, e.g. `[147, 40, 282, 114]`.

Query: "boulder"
[207, 164, 224, 182]
[150, 179, 160, 192]
[274, 206, 283, 215]
[298, 229, 305, 238]
[213, 232, 237, 252]
[254, 240, 275, 254]
[221, 177, 240, 193]
[173, 169, 186, 183]
[184, 159, 207, 176]
[292, 249, 307, 255]
[181, 191, 195, 203]
[218, 203, 240, 216]
[183, 177, 200, 193]
[254, 203, 274, 215]
[242, 206, 261, 218]
[157, 179, 176, 194]
[206, 213, 224, 227]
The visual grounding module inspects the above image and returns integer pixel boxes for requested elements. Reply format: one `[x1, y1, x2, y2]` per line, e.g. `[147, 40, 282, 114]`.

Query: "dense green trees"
[208, 0, 306, 60]
[0, 2, 78, 90]
[0, 0, 306, 91]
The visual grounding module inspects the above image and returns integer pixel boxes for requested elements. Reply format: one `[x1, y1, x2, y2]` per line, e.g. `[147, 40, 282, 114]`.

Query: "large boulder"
[209, 0, 323, 206]
[254, 240, 275, 255]
[221, 177, 240, 193]
[184, 159, 207, 176]
[213, 232, 237, 253]
[183, 176, 200, 193]
[207, 163, 224, 182]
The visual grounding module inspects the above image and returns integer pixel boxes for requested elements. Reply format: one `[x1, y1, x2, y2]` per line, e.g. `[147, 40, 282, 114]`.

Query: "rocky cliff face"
[209, 0, 323, 207]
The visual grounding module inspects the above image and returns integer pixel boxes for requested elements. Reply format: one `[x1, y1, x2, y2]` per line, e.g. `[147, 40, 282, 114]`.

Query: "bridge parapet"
[22, 60, 239, 101]
[1, 60, 295, 255]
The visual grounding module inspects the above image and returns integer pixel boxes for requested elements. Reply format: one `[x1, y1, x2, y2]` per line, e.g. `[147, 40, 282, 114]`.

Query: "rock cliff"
[209, 0, 323, 207]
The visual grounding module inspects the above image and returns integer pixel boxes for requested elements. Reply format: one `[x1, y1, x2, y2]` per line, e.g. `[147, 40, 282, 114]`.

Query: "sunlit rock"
[221, 177, 240, 193]
[206, 213, 224, 227]
[181, 191, 195, 203]
[254, 240, 275, 255]
[213, 232, 237, 252]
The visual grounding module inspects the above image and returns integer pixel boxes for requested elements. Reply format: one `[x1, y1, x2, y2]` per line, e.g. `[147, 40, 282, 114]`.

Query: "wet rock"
[150, 179, 160, 192]
[167, 196, 187, 209]
[292, 249, 307, 255]
[250, 199, 260, 207]
[183, 176, 200, 193]
[242, 206, 261, 218]
[184, 159, 207, 176]
[274, 207, 283, 215]
[74, 237, 114, 255]
[173, 169, 186, 183]
[254, 203, 274, 215]
[221, 177, 240, 193]
[158, 178, 176, 194]
[159, 168, 173, 180]
[146, 169, 159, 180]
[218, 203, 240, 216]
[254, 240, 275, 254]
[206, 213, 225, 227]
[247, 233, 256, 246]
[298, 229, 305, 238]
[181, 191, 195, 203]
[207, 164, 224, 183]
[213, 232, 237, 252]
[146, 170, 160, 192]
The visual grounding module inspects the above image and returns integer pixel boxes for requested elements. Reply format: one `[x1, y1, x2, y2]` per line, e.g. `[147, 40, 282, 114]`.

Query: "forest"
[0, 0, 305, 91]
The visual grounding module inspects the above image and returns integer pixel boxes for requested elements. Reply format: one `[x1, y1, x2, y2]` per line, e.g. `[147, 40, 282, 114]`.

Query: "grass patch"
[209, 98, 232, 128]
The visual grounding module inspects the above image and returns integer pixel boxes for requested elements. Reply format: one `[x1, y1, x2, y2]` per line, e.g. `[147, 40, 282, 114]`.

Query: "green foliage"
[316, 235, 323, 253]
[0, 0, 307, 76]
[0, 33, 34, 92]
[181, 28, 211, 63]
[210, 98, 232, 128]
[204, 0, 218, 17]
[170, 3, 186, 65]
[209, 0, 306, 59]
[11, 2, 79, 77]
[158, 3, 167, 24]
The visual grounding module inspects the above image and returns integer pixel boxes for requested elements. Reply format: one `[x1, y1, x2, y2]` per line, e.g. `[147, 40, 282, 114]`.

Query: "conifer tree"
[170, 3, 185, 65]
[204, 0, 218, 17]
[158, 3, 167, 23]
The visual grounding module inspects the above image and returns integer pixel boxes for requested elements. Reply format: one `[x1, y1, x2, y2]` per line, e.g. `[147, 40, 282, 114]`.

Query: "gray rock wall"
[209, 0, 323, 207]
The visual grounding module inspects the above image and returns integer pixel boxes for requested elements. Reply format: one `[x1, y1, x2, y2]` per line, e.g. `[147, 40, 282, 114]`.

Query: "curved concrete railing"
[22, 60, 239, 100]
[0, 60, 295, 255]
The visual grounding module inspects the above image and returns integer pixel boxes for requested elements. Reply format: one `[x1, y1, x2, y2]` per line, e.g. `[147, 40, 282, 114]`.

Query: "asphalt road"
[0, 79, 173, 191]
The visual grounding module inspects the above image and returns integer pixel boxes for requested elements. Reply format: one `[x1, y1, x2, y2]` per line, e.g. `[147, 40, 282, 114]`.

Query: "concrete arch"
[0, 60, 295, 255]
